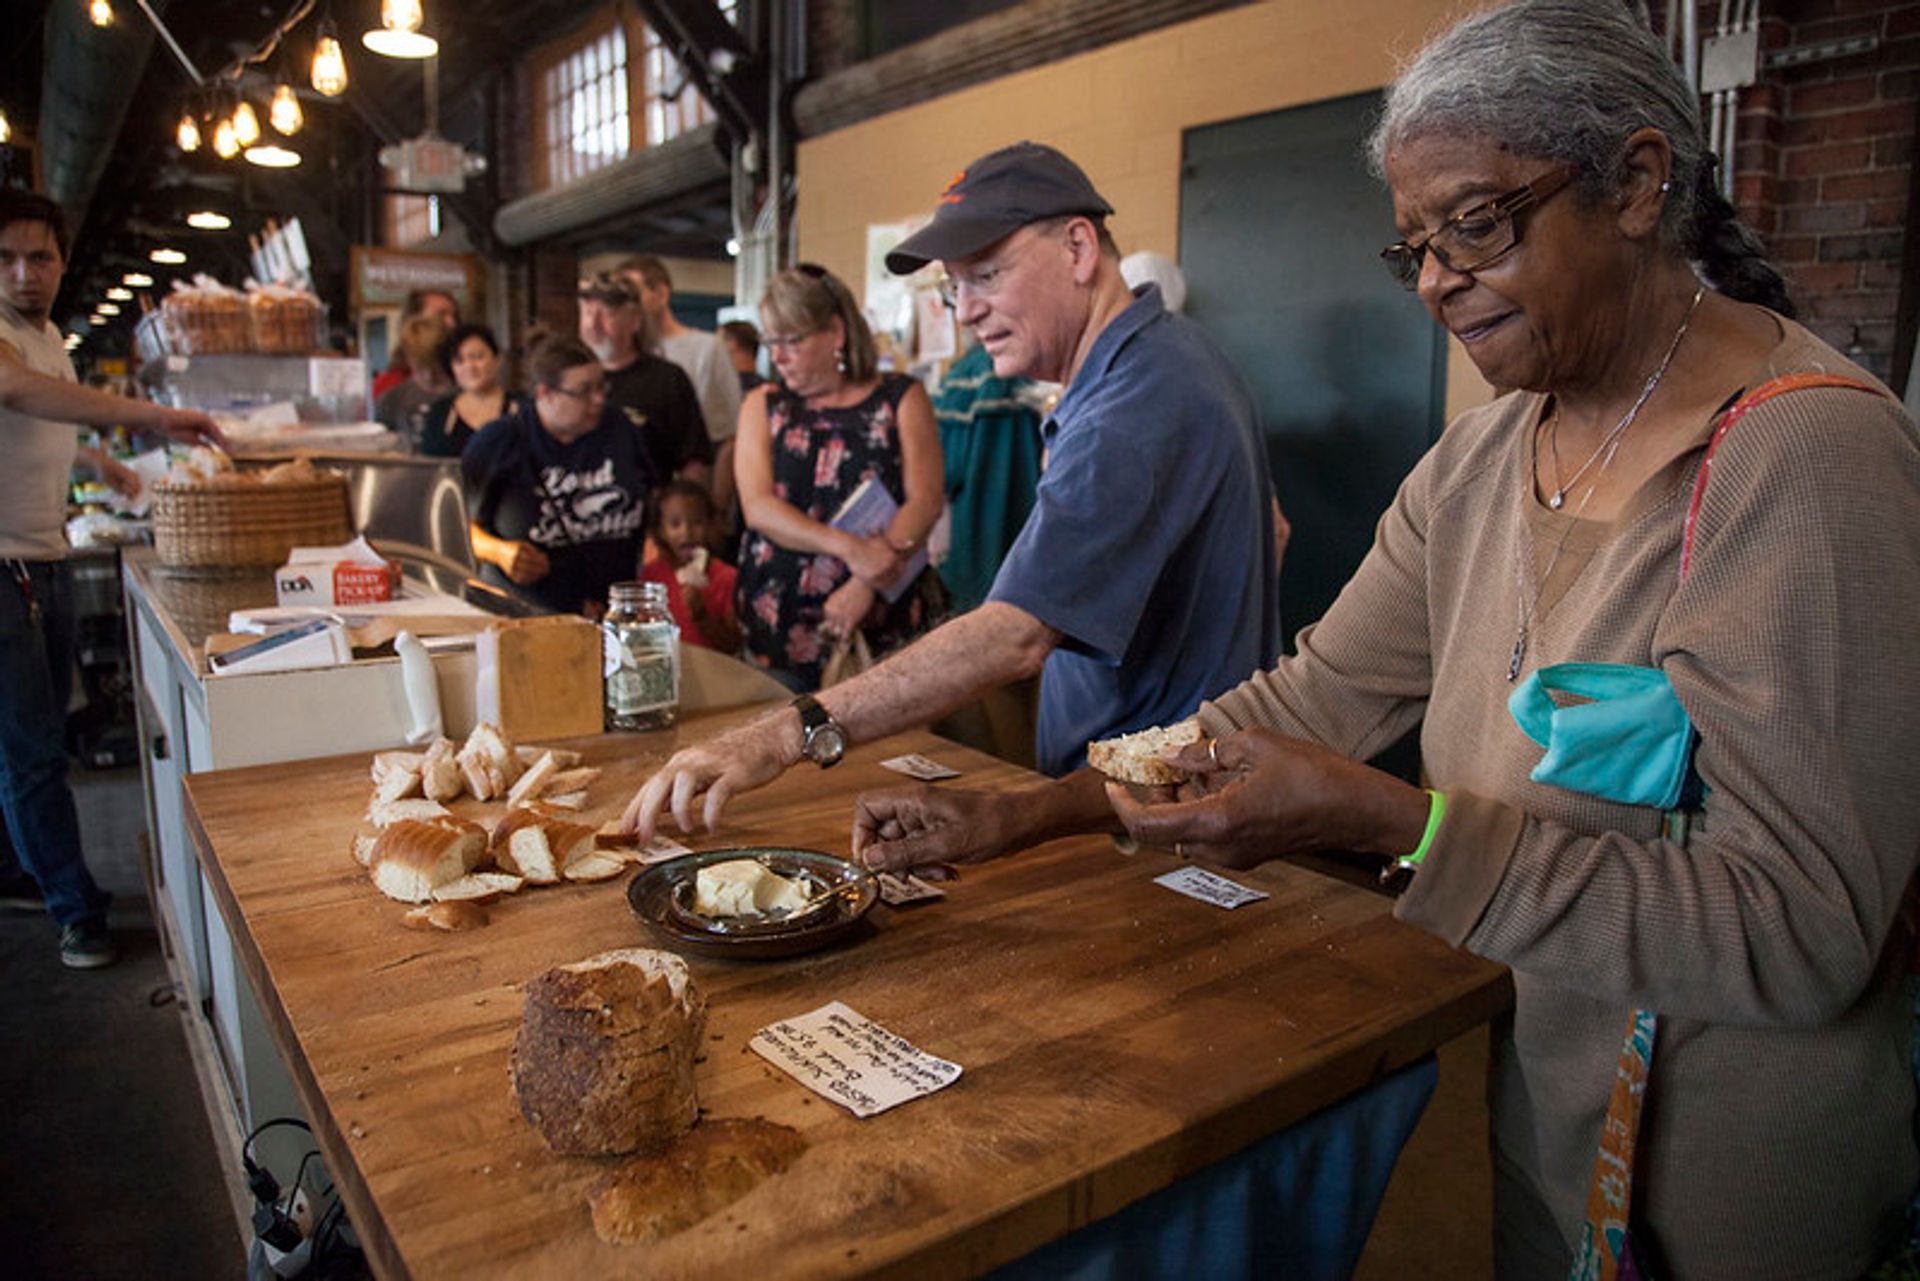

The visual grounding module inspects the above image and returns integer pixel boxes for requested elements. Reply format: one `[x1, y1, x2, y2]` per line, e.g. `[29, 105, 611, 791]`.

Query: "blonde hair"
[758, 265, 879, 383]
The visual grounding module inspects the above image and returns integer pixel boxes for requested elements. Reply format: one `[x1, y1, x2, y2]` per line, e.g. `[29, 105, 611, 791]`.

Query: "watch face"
[812, 723, 847, 766]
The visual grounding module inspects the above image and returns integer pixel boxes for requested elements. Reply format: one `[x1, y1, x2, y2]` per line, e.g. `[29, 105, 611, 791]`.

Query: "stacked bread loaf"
[510, 949, 708, 1156]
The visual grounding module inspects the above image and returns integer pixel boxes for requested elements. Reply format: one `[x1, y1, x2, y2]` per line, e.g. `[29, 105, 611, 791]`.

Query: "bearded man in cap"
[623, 141, 1278, 847]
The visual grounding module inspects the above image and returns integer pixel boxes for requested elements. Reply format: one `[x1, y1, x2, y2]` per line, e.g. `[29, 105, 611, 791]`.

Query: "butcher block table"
[182, 708, 1512, 1280]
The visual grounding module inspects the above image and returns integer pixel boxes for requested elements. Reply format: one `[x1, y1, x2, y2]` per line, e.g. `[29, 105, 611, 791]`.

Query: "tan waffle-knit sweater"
[1203, 317, 1920, 1278]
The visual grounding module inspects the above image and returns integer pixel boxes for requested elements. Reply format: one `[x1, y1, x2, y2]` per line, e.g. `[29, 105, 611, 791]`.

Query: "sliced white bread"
[516, 745, 584, 769]
[540, 790, 588, 811]
[419, 736, 464, 802]
[505, 751, 559, 808]
[564, 851, 627, 883]
[457, 722, 523, 801]
[430, 870, 526, 902]
[370, 750, 426, 804]
[369, 818, 488, 903]
[543, 766, 601, 796]
[365, 797, 453, 828]
[492, 807, 595, 885]
[1085, 717, 1203, 786]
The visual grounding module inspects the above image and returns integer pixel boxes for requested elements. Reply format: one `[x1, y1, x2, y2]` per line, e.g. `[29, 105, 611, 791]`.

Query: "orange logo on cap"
[938, 170, 968, 206]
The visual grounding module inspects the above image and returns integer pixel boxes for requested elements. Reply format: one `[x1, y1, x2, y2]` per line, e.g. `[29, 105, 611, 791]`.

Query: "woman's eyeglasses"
[1380, 167, 1576, 290]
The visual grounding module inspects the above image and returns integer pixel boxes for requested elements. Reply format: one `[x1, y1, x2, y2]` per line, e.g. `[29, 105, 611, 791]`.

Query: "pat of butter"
[693, 860, 814, 918]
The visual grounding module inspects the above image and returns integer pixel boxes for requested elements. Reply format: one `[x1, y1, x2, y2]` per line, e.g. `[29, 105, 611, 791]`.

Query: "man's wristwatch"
[791, 694, 847, 768]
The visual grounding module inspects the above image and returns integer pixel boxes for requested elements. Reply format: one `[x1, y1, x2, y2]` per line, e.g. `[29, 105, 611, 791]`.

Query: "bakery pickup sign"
[750, 1001, 962, 1118]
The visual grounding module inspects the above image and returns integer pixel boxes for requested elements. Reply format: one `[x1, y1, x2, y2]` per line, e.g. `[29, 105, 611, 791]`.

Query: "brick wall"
[1731, 0, 1917, 381]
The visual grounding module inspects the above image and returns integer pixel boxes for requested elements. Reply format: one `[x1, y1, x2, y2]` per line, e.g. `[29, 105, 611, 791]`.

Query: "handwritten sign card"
[1154, 866, 1269, 910]
[750, 1001, 962, 1118]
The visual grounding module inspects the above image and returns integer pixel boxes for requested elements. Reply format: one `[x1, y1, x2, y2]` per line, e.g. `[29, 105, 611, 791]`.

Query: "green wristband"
[1401, 790, 1447, 869]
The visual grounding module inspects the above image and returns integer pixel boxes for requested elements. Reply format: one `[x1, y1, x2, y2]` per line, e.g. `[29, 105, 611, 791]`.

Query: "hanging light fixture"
[244, 143, 301, 169]
[96, 303, 122, 317]
[106, 287, 133, 301]
[311, 22, 349, 96]
[186, 210, 232, 230]
[363, 0, 437, 59]
[150, 248, 187, 265]
[211, 115, 240, 159]
[88, 0, 113, 28]
[176, 111, 202, 152]
[0, 108, 11, 146]
[269, 82, 303, 135]
[231, 100, 261, 147]
[123, 272, 154, 287]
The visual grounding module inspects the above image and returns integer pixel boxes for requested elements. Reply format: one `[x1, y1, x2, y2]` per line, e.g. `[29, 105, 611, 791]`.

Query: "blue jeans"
[0, 559, 108, 927]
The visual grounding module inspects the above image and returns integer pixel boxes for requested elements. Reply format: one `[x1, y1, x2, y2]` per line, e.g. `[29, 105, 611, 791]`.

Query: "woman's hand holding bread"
[1105, 728, 1428, 870]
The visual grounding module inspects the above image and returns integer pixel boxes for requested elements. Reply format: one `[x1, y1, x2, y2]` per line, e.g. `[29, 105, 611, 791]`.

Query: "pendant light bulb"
[382, 0, 423, 32]
[212, 117, 240, 159]
[88, 0, 113, 28]
[311, 33, 348, 96]
[0, 110, 11, 146]
[176, 112, 201, 152]
[364, 0, 437, 58]
[231, 101, 261, 147]
[269, 83, 303, 135]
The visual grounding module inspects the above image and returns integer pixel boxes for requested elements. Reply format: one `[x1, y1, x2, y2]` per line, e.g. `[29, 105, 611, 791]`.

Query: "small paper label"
[879, 753, 961, 781]
[876, 872, 946, 905]
[634, 835, 693, 865]
[1154, 866, 1269, 910]
[749, 1001, 961, 1118]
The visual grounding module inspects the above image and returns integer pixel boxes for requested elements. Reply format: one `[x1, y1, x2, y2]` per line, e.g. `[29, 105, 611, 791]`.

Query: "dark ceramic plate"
[626, 848, 879, 960]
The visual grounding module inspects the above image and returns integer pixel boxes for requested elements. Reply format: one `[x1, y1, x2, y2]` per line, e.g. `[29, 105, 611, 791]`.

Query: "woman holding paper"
[732, 264, 945, 691]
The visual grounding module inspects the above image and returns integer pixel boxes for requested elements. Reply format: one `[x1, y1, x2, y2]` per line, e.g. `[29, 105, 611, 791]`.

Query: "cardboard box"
[276, 536, 401, 608]
[474, 616, 604, 740]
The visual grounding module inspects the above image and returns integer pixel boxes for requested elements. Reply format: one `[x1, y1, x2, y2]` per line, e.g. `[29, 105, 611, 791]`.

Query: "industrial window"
[641, 0, 736, 144]
[538, 22, 632, 189]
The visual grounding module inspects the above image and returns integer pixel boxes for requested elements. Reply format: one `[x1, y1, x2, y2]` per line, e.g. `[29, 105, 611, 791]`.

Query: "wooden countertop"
[184, 711, 1511, 1280]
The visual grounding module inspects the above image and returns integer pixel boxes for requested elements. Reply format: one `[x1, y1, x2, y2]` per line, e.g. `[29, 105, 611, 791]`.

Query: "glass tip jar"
[603, 580, 680, 731]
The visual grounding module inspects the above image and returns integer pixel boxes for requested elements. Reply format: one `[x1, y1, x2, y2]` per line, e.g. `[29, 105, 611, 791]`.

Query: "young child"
[641, 479, 743, 654]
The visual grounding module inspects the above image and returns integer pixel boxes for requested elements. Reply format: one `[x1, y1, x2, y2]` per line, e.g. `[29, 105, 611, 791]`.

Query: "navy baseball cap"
[884, 141, 1114, 275]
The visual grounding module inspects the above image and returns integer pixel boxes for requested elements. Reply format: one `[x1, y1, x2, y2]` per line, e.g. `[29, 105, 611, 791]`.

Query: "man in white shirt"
[0, 189, 224, 968]
[616, 256, 741, 515]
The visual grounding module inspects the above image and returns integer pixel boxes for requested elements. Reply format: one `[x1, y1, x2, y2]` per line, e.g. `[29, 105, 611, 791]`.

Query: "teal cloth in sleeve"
[1508, 662, 1694, 810]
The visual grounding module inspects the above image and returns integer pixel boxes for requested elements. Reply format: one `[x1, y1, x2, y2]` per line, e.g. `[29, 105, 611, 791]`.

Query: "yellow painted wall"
[794, 0, 1495, 418]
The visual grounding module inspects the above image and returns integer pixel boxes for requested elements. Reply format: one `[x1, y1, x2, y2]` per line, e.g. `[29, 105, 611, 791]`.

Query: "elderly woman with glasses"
[732, 264, 946, 690]
[854, 1, 1920, 1276]
[462, 335, 658, 616]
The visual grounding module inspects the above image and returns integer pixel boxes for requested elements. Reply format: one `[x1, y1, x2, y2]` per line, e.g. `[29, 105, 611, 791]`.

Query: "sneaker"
[0, 871, 45, 913]
[59, 921, 117, 969]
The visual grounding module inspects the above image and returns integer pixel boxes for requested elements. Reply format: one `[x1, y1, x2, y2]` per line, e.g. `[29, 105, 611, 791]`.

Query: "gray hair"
[1368, 0, 1792, 313]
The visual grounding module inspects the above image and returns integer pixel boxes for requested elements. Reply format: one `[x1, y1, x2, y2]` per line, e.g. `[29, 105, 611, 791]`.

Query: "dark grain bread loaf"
[510, 948, 708, 1156]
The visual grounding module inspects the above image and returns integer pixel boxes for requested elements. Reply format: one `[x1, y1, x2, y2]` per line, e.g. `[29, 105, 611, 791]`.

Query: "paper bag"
[474, 617, 603, 740]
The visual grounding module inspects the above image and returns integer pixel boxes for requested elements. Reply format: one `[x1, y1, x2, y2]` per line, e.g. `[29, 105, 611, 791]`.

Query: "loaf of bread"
[369, 818, 488, 903]
[1085, 717, 1203, 786]
[587, 1119, 807, 1245]
[510, 949, 708, 1156]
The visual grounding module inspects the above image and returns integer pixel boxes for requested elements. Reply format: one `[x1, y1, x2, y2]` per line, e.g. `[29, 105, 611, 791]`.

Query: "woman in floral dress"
[733, 265, 946, 690]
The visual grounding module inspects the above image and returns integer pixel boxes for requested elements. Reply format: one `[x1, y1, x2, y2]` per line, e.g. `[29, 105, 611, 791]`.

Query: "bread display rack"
[151, 471, 353, 570]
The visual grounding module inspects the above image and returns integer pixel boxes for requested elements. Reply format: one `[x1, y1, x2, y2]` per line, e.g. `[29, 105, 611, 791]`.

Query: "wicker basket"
[151, 473, 353, 569]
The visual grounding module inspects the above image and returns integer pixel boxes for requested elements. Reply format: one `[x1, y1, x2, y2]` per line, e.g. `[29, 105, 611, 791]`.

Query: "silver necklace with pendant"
[1508, 285, 1705, 681]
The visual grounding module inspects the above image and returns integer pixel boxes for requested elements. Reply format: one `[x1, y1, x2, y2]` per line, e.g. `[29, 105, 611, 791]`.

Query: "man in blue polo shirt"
[623, 140, 1279, 840]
